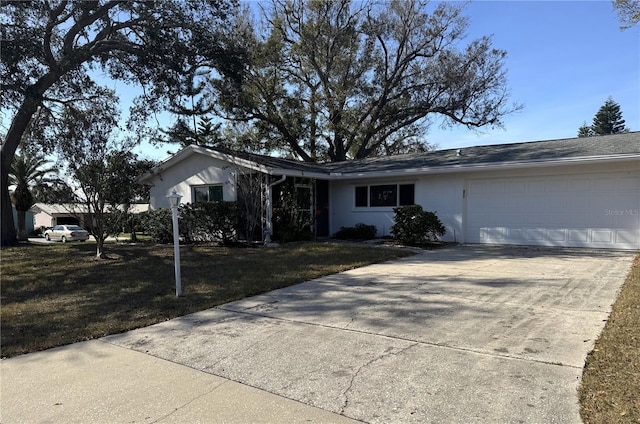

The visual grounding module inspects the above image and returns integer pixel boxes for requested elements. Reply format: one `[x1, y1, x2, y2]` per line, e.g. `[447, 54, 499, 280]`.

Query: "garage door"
[465, 171, 640, 250]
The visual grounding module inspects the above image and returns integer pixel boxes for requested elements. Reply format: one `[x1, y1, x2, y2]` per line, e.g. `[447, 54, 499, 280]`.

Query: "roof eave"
[329, 154, 640, 180]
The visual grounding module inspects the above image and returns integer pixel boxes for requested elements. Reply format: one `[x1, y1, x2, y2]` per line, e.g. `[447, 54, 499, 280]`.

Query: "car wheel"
[44, 234, 50, 241]
[61, 236, 67, 243]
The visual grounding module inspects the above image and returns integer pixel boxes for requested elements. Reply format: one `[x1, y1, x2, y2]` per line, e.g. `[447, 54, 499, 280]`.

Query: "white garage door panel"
[466, 172, 640, 250]
[569, 229, 589, 243]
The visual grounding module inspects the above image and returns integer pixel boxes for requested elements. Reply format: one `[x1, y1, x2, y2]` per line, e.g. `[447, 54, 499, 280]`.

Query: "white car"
[44, 225, 90, 242]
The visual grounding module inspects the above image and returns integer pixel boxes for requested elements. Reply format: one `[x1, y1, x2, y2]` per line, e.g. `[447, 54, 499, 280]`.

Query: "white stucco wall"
[145, 148, 638, 249]
[329, 176, 464, 241]
[34, 211, 54, 228]
[148, 154, 240, 209]
[329, 159, 640, 247]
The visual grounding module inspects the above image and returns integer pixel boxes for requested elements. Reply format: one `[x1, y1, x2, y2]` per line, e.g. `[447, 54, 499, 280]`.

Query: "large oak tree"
[0, 0, 244, 246]
[213, 0, 520, 162]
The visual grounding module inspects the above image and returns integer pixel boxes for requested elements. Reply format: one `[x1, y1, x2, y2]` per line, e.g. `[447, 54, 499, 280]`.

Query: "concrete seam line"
[216, 306, 583, 369]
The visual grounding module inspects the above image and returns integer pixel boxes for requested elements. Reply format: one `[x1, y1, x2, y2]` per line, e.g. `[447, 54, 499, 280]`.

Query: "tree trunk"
[2, 79, 59, 246]
[0, 167, 16, 246]
[16, 210, 28, 241]
[95, 235, 106, 259]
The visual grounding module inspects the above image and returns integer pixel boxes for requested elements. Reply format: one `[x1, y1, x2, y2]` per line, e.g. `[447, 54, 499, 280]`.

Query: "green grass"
[0, 241, 412, 358]
[579, 253, 640, 423]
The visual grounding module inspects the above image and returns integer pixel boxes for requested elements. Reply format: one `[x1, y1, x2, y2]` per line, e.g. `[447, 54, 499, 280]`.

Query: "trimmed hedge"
[141, 202, 240, 245]
[179, 202, 239, 245]
[141, 208, 173, 243]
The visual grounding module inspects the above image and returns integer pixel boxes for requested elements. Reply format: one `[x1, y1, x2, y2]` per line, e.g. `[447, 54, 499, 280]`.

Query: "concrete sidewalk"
[0, 339, 359, 423]
[1, 245, 635, 423]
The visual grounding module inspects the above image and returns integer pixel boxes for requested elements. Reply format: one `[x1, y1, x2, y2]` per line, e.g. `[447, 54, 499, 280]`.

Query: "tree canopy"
[578, 97, 629, 137]
[613, 0, 640, 29]
[212, 0, 520, 162]
[0, 0, 244, 246]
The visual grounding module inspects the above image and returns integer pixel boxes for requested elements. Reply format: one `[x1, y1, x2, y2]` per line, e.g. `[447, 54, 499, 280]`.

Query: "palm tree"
[9, 151, 58, 241]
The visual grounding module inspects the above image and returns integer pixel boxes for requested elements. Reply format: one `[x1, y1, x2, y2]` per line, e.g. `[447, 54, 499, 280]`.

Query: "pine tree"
[592, 98, 628, 135]
[577, 97, 628, 137]
[577, 122, 594, 138]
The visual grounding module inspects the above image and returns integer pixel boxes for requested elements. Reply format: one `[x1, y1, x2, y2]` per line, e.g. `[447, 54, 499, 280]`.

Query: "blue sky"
[127, 0, 638, 159]
[428, 0, 639, 149]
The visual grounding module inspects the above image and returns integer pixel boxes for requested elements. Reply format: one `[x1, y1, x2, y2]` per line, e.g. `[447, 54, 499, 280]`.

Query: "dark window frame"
[193, 185, 224, 203]
[354, 183, 415, 208]
[355, 186, 368, 207]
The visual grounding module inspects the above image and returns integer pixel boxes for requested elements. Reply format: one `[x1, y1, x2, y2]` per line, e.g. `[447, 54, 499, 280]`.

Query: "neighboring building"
[33, 203, 92, 229]
[33, 203, 150, 232]
[140, 132, 640, 250]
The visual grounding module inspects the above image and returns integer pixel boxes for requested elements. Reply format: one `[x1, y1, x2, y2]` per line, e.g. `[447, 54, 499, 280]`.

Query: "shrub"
[180, 202, 239, 245]
[34, 225, 49, 237]
[141, 208, 173, 244]
[142, 203, 241, 245]
[390, 205, 445, 246]
[334, 223, 377, 240]
[273, 206, 313, 242]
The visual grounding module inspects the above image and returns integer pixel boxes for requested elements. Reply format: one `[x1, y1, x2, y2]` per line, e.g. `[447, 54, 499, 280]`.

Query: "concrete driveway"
[101, 245, 634, 423]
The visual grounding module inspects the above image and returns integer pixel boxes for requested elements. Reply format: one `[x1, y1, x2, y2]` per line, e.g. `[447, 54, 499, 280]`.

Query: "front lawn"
[1, 241, 412, 358]
[579, 253, 640, 423]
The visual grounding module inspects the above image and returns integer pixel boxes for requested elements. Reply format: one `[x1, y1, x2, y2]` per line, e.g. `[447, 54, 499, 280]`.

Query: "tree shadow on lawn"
[1, 241, 411, 357]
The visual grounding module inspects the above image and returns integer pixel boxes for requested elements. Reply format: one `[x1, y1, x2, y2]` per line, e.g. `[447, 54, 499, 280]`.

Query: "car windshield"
[67, 226, 85, 231]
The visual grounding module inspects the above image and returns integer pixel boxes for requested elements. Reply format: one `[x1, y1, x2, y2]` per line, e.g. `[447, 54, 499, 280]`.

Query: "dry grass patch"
[1, 241, 412, 358]
[579, 253, 640, 423]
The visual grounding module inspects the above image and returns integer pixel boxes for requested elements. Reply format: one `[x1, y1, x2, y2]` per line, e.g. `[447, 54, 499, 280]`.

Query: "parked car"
[43, 225, 90, 242]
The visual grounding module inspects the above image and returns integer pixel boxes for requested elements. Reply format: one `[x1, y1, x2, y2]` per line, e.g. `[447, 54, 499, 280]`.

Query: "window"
[355, 186, 368, 207]
[399, 184, 415, 206]
[370, 184, 397, 207]
[193, 185, 223, 203]
[354, 183, 415, 207]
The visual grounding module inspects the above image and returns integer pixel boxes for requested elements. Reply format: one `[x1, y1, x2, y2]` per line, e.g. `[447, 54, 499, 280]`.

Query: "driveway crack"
[339, 342, 418, 415]
[150, 380, 228, 423]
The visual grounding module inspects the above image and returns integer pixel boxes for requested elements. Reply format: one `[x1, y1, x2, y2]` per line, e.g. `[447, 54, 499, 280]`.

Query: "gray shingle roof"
[322, 131, 640, 174]
[202, 132, 639, 176]
[208, 146, 328, 174]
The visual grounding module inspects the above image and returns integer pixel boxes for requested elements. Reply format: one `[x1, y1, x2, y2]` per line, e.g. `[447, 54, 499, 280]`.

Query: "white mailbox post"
[167, 191, 183, 296]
